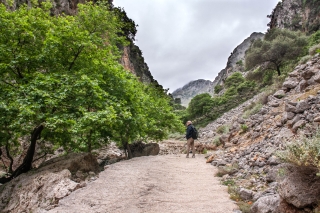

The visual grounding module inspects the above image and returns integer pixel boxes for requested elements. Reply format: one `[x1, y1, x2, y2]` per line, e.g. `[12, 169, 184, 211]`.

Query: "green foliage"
[188, 93, 213, 119]
[245, 28, 308, 76]
[216, 125, 229, 134]
[188, 72, 257, 126]
[0, 2, 184, 179]
[202, 148, 208, 154]
[240, 124, 248, 134]
[214, 85, 223, 94]
[213, 137, 221, 146]
[222, 179, 235, 186]
[236, 60, 243, 66]
[225, 72, 245, 88]
[309, 44, 320, 56]
[277, 130, 320, 175]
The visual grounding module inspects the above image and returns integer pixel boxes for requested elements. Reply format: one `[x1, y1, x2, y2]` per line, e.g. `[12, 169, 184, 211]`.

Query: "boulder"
[295, 101, 310, 113]
[250, 194, 280, 213]
[292, 120, 306, 133]
[285, 104, 297, 113]
[219, 134, 230, 147]
[278, 165, 320, 209]
[267, 156, 281, 166]
[314, 72, 320, 83]
[274, 90, 285, 99]
[301, 69, 316, 79]
[283, 112, 295, 121]
[0, 153, 98, 212]
[131, 142, 160, 158]
[314, 116, 320, 122]
[283, 79, 299, 89]
[239, 188, 253, 201]
[298, 79, 308, 92]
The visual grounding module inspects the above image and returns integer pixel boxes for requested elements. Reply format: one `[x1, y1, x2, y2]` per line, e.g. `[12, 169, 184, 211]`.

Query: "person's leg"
[191, 139, 195, 157]
[186, 138, 191, 158]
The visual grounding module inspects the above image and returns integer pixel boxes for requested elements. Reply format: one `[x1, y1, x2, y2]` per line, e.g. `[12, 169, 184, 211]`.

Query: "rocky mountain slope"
[199, 54, 320, 212]
[212, 32, 264, 89]
[171, 79, 214, 107]
[268, 0, 320, 34]
[172, 32, 264, 106]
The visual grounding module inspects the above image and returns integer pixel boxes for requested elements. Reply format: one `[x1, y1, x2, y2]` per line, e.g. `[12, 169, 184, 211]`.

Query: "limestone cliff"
[268, 0, 320, 34]
[212, 32, 264, 88]
[171, 79, 214, 107]
[120, 43, 158, 84]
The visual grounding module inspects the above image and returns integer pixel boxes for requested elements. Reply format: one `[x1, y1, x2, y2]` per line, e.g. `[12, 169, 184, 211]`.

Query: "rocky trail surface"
[48, 155, 238, 213]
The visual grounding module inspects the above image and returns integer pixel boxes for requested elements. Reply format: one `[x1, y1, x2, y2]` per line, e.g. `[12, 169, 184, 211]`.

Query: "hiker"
[186, 121, 196, 158]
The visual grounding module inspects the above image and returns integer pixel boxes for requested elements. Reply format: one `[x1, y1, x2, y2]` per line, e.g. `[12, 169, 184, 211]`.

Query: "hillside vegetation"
[177, 28, 320, 127]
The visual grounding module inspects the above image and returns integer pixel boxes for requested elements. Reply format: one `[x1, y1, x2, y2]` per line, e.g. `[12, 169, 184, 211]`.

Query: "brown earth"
[48, 155, 238, 213]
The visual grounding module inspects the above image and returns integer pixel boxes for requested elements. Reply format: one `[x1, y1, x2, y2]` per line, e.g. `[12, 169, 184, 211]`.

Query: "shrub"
[213, 137, 221, 146]
[309, 44, 320, 55]
[216, 125, 229, 134]
[299, 55, 312, 64]
[240, 124, 249, 133]
[236, 60, 244, 66]
[238, 201, 252, 213]
[242, 103, 262, 119]
[215, 164, 239, 177]
[225, 73, 245, 88]
[228, 185, 240, 201]
[214, 85, 223, 94]
[222, 179, 235, 186]
[277, 130, 320, 175]
[202, 148, 208, 154]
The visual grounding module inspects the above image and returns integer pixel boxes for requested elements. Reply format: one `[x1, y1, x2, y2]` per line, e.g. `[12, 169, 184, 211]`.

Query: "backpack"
[192, 126, 198, 139]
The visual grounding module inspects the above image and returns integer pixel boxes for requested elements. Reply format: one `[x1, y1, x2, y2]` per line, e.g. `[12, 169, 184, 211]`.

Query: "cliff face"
[212, 32, 264, 88]
[268, 0, 320, 34]
[120, 43, 157, 84]
[172, 79, 214, 107]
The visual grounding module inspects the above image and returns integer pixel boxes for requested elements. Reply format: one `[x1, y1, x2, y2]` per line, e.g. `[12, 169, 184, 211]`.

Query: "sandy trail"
[49, 155, 238, 213]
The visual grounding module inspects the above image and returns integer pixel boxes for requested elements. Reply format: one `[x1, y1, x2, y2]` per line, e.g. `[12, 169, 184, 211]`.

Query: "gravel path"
[49, 155, 238, 213]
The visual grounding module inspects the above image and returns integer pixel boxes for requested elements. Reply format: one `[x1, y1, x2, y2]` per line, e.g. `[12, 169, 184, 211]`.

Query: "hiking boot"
[192, 155, 195, 158]
[186, 155, 189, 158]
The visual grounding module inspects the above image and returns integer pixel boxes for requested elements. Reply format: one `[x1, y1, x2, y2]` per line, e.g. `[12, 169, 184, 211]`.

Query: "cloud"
[113, 0, 279, 92]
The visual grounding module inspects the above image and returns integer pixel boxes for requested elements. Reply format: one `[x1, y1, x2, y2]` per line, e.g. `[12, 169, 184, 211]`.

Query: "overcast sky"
[113, 0, 279, 92]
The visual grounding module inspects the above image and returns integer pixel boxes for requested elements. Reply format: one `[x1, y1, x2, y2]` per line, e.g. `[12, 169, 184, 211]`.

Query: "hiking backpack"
[192, 126, 198, 139]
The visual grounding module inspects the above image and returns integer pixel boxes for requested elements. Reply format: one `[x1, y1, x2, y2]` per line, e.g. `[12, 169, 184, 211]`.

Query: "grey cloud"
[114, 0, 279, 92]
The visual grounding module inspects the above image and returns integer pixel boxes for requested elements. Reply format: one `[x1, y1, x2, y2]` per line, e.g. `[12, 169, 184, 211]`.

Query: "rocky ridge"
[212, 32, 264, 89]
[171, 79, 214, 107]
[269, 0, 320, 33]
[200, 54, 320, 212]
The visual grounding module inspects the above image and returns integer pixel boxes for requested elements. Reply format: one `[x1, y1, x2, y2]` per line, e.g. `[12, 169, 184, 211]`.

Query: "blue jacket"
[186, 124, 194, 139]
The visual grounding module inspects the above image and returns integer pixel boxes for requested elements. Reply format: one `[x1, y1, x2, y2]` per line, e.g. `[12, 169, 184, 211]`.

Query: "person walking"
[186, 121, 195, 158]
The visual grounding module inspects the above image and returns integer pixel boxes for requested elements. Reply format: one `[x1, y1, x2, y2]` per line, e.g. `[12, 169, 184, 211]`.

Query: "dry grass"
[296, 85, 320, 101]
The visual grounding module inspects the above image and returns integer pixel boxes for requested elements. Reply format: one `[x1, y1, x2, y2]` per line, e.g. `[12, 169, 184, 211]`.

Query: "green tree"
[245, 29, 308, 76]
[0, 2, 184, 182]
[188, 93, 213, 119]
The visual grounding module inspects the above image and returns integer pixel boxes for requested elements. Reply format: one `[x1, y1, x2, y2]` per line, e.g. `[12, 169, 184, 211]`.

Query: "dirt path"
[49, 155, 238, 213]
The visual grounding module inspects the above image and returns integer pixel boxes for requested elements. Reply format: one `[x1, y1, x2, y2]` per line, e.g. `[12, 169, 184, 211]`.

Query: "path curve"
[49, 155, 238, 213]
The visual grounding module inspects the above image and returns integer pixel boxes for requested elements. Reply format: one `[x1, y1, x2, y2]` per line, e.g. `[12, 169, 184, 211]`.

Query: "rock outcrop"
[268, 0, 320, 33]
[172, 79, 214, 107]
[199, 54, 320, 212]
[212, 32, 264, 88]
[0, 153, 100, 213]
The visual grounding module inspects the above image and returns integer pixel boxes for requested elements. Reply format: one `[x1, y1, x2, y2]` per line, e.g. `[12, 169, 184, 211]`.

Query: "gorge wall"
[268, 0, 320, 34]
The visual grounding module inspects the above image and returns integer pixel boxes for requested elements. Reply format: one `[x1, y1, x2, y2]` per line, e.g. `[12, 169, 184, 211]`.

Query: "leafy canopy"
[245, 28, 308, 76]
[0, 2, 184, 180]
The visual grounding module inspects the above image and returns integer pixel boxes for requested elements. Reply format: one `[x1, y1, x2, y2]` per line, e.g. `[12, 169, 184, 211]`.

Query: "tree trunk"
[87, 130, 92, 153]
[126, 143, 133, 159]
[5, 141, 13, 174]
[9, 125, 44, 181]
[276, 66, 281, 76]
